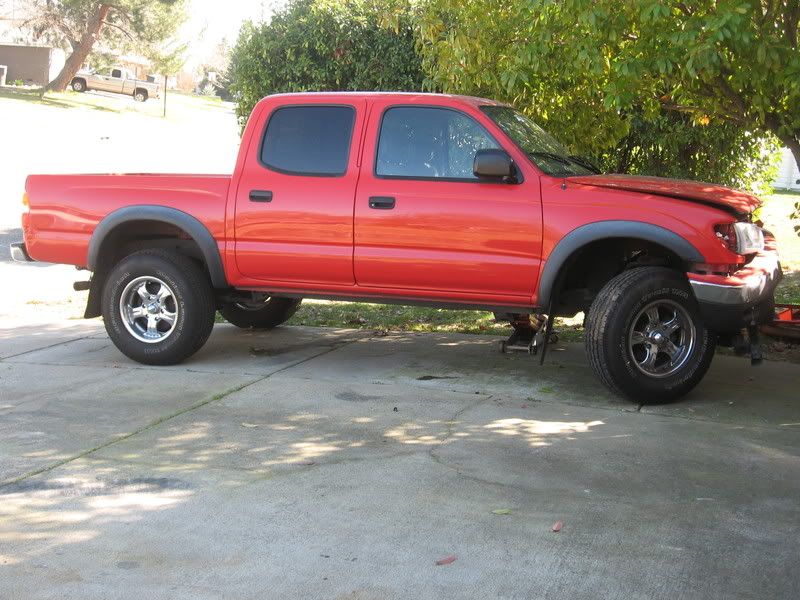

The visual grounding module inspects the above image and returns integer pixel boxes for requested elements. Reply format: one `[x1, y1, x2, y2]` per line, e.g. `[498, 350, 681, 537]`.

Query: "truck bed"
[24, 173, 231, 267]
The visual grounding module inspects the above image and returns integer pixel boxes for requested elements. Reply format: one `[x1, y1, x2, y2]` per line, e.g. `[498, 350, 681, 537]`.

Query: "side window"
[376, 107, 499, 180]
[111, 68, 122, 78]
[260, 105, 355, 176]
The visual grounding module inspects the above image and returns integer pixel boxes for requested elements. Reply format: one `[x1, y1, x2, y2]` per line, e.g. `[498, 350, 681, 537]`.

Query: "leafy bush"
[228, 0, 424, 129]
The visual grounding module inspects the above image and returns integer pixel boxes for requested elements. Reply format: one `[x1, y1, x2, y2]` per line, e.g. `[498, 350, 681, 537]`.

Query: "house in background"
[0, 1, 65, 86]
[0, 43, 64, 85]
[774, 149, 800, 192]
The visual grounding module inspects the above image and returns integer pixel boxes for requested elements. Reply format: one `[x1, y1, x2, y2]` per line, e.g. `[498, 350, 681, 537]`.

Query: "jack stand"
[539, 311, 554, 366]
[499, 314, 549, 355]
[747, 323, 763, 366]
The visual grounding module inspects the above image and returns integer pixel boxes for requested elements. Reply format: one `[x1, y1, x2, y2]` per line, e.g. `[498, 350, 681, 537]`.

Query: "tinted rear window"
[260, 105, 355, 176]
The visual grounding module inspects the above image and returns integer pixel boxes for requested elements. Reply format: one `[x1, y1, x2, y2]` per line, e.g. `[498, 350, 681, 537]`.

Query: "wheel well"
[84, 220, 211, 318]
[551, 238, 686, 317]
[72, 77, 86, 85]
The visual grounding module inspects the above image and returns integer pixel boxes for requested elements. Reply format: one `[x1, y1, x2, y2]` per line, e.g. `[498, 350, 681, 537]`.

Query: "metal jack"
[498, 313, 557, 358]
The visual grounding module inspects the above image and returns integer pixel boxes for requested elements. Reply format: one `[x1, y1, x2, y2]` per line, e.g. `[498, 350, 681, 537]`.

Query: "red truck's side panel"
[24, 174, 231, 267]
[539, 177, 746, 271]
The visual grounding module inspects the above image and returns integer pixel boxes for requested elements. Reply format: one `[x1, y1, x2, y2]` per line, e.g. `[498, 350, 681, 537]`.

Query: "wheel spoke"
[645, 306, 661, 327]
[146, 315, 158, 336]
[663, 340, 681, 361]
[156, 284, 172, 302]
[630, 330, 647, 345]
[130, 306, 148, 319]
[159, 310, 176, 325]
[640, 345, 658, 369]
[137, 284, 150, 303]
[663, 315, 682, 335]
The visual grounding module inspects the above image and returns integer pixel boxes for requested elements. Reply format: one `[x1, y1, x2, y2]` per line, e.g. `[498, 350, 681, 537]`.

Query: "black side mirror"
[473, 149, 515, 181]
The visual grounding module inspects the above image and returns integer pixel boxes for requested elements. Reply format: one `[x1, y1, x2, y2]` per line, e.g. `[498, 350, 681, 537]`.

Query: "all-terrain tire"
[102, 249, 216, 365]
[220, 297, 301, 329]
[585, 267, 715, 404]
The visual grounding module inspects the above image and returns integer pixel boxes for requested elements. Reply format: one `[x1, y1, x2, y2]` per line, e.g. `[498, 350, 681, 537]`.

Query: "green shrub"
[228, 0, 424, 129]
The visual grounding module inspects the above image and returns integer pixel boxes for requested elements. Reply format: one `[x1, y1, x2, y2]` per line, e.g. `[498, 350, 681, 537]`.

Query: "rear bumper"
[688, 250, 781, 333]
[9, 242, 33, 262]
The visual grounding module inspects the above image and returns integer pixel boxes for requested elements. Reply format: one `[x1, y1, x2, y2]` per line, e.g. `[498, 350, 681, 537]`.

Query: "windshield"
[480, 106, 598, 177]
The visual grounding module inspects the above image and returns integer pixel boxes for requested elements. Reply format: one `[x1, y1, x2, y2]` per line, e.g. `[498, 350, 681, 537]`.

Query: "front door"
[234, 99, 365, 286]
[104, 68, 125, 93]
[353, 102, 542, 301]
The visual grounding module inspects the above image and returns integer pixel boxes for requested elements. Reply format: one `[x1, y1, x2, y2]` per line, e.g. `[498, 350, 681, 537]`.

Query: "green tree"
[25, 0, 186, 91]
[597, 110, 779, 191]
[228, 0, 424, 128]
[415, 0, 796, 182]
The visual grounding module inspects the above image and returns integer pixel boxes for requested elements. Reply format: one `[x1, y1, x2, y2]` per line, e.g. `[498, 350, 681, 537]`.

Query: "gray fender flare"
[537, 220, 705, 307]
[87, 205, 228, 288]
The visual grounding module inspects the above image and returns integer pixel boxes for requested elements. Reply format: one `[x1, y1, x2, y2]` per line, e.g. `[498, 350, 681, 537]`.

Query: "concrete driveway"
[2, 276, 799, 599]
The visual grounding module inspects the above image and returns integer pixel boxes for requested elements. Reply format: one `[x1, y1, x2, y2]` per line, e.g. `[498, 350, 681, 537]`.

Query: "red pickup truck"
[12, 92, 781, 402]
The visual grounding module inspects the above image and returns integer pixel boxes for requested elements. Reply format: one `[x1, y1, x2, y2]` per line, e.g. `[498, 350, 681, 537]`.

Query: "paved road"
[1, 262, 799, 599]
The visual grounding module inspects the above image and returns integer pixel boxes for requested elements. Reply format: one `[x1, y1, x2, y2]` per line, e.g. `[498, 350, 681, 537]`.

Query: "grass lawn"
[291, 192, 800, 338]
[0, 85, 232, 122]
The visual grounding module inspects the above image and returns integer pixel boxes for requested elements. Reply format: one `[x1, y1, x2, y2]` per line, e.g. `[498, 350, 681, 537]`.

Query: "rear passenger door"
[234, 99, 365, 285]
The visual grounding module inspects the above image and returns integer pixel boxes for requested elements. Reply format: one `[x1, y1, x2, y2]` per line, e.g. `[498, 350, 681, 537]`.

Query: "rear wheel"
[102, 250, 215, 365]
[585, 267, 715, 404]
[134, 89, 148, 102]
[220, 294, 301, 329]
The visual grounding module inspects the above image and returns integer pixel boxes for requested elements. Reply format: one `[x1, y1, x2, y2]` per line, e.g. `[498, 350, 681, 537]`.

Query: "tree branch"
[714, 74, 748, 119]
[785, 0, 799, 49]
[102, 19, 135, 41]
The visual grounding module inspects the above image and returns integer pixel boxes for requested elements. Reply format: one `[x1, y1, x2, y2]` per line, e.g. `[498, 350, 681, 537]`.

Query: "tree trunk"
[783, 135, 800, 176]
[46, 3, 110, 92]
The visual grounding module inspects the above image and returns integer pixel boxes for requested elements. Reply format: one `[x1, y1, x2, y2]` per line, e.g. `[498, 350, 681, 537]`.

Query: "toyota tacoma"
[11, 92, 782, 402]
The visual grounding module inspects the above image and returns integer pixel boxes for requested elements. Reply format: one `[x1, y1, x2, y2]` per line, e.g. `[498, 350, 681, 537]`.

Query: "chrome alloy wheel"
[627, 299, 696, 378]
[119, 276, 179, 343]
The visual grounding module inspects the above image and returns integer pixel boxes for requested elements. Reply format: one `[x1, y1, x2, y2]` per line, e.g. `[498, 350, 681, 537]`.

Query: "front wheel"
[133, 89, 148, 102]
[102, 250, 216, 365]
[585, 267, 715, 404]
[219, 295, 301, 329]
[71, 78, 85, 92]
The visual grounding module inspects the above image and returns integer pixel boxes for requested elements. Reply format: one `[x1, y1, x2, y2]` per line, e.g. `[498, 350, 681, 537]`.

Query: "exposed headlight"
[715, 222, 765, 255]
[732, 222, 765, 254]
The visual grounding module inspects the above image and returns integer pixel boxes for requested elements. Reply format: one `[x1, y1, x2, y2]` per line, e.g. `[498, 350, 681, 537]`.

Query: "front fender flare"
[537, 220, 705, 307]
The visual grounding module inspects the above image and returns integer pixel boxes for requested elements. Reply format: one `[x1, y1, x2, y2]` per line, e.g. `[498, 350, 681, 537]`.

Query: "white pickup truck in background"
[70, 67, 161, 102]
